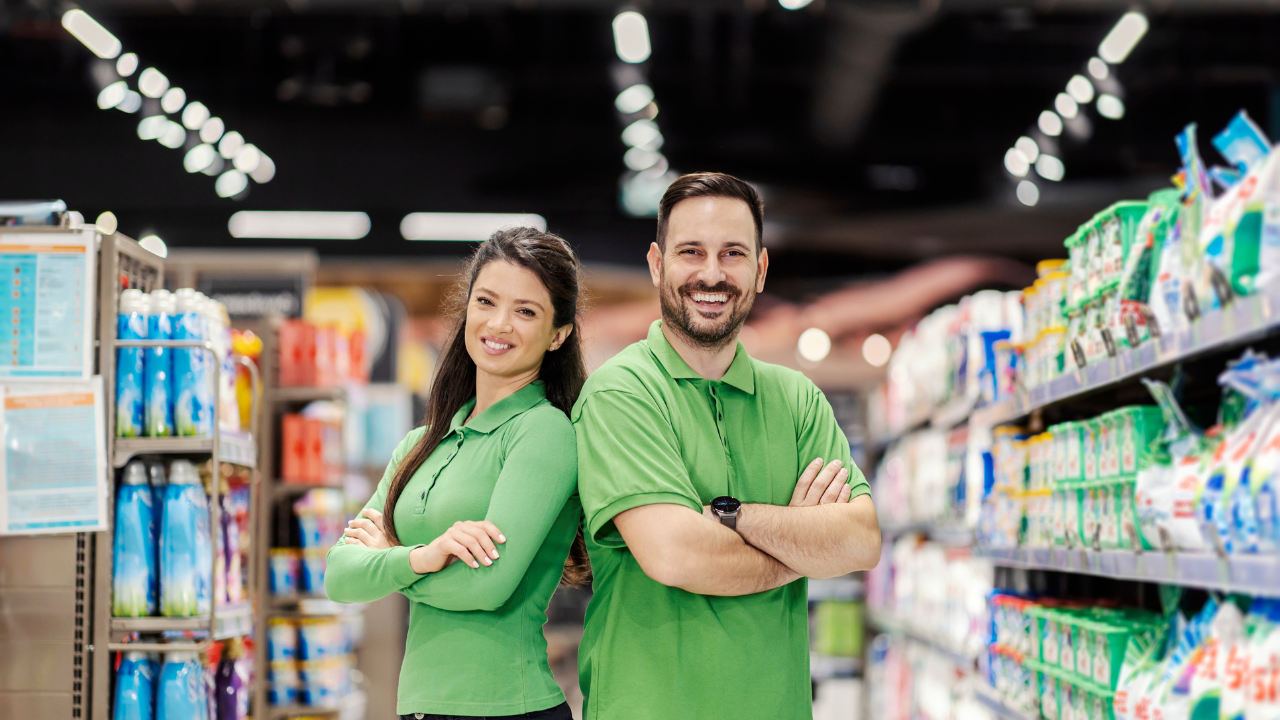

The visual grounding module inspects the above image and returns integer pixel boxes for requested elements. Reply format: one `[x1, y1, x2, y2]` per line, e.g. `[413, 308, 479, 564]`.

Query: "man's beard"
[659, 276, 755, 352]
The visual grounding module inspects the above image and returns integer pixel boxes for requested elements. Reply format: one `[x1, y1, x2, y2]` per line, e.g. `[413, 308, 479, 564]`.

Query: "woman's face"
[465, 259, 573, 384]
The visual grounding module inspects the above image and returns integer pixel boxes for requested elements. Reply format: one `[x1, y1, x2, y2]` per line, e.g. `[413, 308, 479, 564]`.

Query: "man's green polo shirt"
[572, 320, 871, 720]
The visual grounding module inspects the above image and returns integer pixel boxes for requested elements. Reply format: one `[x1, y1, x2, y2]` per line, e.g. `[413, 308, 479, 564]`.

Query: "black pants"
[400, 702, 573, 720]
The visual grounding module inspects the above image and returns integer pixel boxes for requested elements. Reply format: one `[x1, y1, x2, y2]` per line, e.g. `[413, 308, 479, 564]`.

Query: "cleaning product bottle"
[113, 651, 155, 720]
[194, 293, 216, 435]
[145, 288, 175, 437]
[160, 460, 211, 617]
[173, 289, 206, 437]
[113, 461, 157, 617]
[116, 289, 149, 438]
[214, 638, 248, 720]
[146, 462, 167, 609]
[157, 650, 208, 720]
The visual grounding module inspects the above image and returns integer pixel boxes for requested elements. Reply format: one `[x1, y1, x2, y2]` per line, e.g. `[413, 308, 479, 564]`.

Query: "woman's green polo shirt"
[572, 321, 871, 720]
[324, 381, 580, 717]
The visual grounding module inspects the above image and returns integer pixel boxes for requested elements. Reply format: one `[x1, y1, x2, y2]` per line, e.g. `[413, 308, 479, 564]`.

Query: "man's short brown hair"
[655, 172, 764, 252]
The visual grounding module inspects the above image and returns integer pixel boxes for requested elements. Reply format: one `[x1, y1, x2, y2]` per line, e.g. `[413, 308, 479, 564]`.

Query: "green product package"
[812, 599, 863, 657]
[1066, 229, 1089, 311]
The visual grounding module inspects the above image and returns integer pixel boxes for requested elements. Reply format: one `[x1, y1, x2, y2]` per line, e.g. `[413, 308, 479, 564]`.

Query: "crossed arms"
[614, 459, 881, 597]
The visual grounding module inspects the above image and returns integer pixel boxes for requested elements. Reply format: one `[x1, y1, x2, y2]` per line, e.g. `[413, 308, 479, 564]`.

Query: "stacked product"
[871, 429, 960, 527]
[277, 318, 369, 388]
[266, 616, 355, 708]
[112, 638, 250, 720]
[268, 489, 345, 598]
[866, 634, 998, 720]
[115, 287, 239, 438]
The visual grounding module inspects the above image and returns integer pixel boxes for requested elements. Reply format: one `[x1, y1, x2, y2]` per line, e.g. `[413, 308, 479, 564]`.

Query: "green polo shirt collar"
[449, 380, 548, 434]
[646, 320, 755, 395]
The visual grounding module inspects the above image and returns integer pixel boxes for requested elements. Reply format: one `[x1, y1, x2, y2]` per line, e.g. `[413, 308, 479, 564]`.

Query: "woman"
[325, 227, 589, 720]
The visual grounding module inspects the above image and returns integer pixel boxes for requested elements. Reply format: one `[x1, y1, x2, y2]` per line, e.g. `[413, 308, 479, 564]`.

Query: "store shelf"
[973, 683, 1039, 720]
[272, 480, 344, 497]
[268, 704, 340, 718]
[810, 654, 863, 681]
[977, 545, 1280, 595]
[865, 610, 978, 668]
[270, 593, 345, 617]
[880, 520, 974, 546]
[268, 386, 345, 404]
[808, 576, 865, 601]
[110, 601, 253, 640]
[112, 430, 256, 468]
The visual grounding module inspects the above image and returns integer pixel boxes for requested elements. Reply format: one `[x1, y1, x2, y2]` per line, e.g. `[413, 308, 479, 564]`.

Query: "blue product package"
[1212, 110, 1273, 174]
[145, 289, 175, 437]
[157, 652, 208, 720]
[172, 289, 207, 437]
[147, 463, 167, 605]
[113, 652, 155, 720]
[113, 462, 158, 617]
[160, 461, 211, 617]
[116, 289, 149, 438]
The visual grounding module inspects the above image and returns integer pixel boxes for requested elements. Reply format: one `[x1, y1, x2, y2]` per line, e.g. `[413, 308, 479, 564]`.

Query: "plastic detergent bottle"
[113, 651, 155, 720]
[173, 289, 207, 437]
[113, 461, 157, 617]
[160, 460, 211, 617]
[157, 650, 208, 720]
[145, 288, 175, 437]
[116, 289, 149, 438]
[146, 462, 167, 606]
[214, 639, 248, 720]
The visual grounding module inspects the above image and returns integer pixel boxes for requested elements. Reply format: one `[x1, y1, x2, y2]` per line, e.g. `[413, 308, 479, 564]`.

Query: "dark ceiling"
[3, 0, 1280, 287]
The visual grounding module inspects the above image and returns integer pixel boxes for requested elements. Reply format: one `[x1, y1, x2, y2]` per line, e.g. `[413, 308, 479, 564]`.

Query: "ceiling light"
[199, 117, 225, 144]
[116, 53, 139, 77]
[1055, 93, 1079, 119]
[218, 131, 244, 159]
[400, 212, 547, 241]
[1016, 136, 1040, 163]
[158, 121, 187, 149]
[97, 81, 128, 110]
[779, 0, 815, 8]
[1088, 57, 1109, 81]
[621, 118, 663, 149]
[1067, 75, 1094, 104]
[1035, 155, 1065, 182]
[797, 328, 831, 363]
[249, 154, 276, 184]
[233, 145, 261, 173]
[1097, 94, 1125, 120]
[1016, 180, 1040, 207]
[862, 333, 892, 367]
[624, 147, 663, 171]
[137, 115, 168, 140]
[1004, 148, 1030, 177]
[615, 84, 655, 114]
[1098, 12, 1149, 64]
[201, 157, 225, 177]
[181, 102, 209, 130]
[62, 10, 122, 59]
[160, 87, 186, 114]
[229, 211, 371, 239]
[137, 235, 167, 258]
[1038, 111, 1063, 137]
[117, 91, 142, 114]
[215, 170, 249, 199]
[95, 211, 118, 235]
[612, 11, 651, 64]
[138, 68, 169, 98]
[183, 144, 217, 174]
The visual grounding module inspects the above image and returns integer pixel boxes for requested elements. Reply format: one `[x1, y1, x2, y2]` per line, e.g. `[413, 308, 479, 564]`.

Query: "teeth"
[690, 293, 729, 303]
[484, 339, 511, 350]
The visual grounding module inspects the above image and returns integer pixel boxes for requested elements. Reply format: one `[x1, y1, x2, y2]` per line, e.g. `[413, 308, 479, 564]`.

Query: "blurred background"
[4, 0, 1280, 718]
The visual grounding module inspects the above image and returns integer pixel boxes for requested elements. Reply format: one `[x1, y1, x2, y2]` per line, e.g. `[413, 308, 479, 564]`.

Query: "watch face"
[711, 496, 740, 514]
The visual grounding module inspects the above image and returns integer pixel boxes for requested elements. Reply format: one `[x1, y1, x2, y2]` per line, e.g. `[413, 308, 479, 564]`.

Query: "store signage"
[199, 275, 305, 318]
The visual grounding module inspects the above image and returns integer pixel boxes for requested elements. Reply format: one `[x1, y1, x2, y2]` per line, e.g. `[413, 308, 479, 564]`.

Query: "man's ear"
[647, 242, 663, 288]
[755, 247, 769, 293]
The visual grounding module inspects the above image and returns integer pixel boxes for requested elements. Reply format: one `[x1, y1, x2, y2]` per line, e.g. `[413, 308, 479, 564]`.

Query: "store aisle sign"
[0, 378, 108, 535]
[0, 233, 96, 380]
[200, 276, 305, 319]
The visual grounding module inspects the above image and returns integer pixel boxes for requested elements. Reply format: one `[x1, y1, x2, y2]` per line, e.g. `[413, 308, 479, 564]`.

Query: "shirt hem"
[396, 690, 565, 716]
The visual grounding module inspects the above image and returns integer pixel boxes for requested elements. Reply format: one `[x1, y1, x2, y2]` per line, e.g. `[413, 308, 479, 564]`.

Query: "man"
[572, 172, 881, 720]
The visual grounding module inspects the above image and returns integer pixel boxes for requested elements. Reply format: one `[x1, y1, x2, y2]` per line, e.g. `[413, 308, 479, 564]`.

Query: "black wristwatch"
[710, 496, 741, 531]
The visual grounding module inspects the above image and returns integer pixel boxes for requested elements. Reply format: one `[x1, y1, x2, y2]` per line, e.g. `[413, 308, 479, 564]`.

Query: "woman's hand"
[343, 509, 391, 550]
[408, 521, 506, 574]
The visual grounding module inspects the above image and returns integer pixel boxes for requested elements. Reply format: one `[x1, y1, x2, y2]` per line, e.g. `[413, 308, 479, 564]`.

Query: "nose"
[695, 255, 728, 287]
[487, 312, 513, 334]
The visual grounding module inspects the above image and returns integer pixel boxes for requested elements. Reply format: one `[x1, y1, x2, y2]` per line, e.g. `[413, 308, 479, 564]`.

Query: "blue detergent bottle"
[173, 289, 207, 437]
[145, 289, 175, 437]
[160, 460, 211, 617]
[113, 651, 155, 720]
[146, 462, 167, 611]
[116, 289, 149, 438]
[113, 461, 157, 617]
[157, 650, 208, 720]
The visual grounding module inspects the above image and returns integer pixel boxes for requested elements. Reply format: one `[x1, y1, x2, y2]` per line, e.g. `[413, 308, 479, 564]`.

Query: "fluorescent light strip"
[612, 12, 651, 64]
[400, 213, 547, 241]
[1098, 12, 1148, 65]
[229, 211, 371, 240]
[62, 10, 122, 59]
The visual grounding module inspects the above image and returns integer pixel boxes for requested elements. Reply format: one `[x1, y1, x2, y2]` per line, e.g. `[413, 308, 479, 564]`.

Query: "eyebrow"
[475, 286, 546, 311]
[672, 239, 752, 253]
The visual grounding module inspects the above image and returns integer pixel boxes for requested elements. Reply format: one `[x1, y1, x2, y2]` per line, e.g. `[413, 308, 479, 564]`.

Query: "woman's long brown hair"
[381, 227, 591, 587]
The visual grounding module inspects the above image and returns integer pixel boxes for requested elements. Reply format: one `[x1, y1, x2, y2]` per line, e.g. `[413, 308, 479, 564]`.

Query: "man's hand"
[789, 458, 852, 507]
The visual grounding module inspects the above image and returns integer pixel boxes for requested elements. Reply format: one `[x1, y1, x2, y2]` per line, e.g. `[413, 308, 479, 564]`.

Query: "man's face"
[647, 196, 768, 351]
